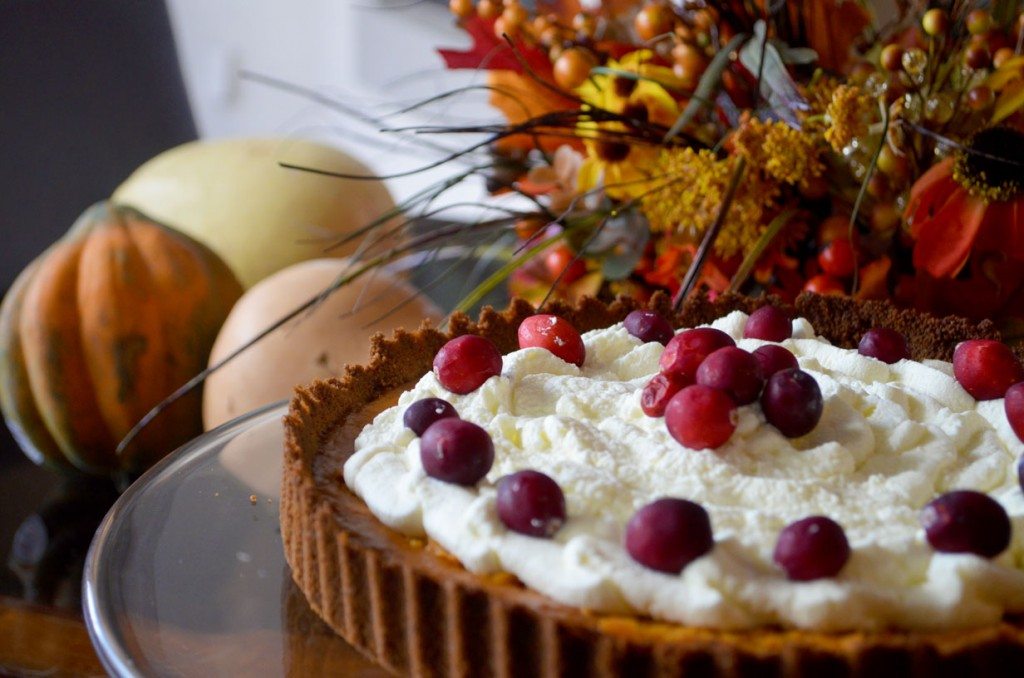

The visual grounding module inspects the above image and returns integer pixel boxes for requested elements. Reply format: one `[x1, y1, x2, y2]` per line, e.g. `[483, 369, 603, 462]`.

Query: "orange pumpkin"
[0, 202, 243, 475]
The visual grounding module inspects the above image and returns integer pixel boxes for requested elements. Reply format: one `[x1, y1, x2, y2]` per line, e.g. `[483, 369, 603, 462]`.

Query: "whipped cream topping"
[344, 312, 1024, 631]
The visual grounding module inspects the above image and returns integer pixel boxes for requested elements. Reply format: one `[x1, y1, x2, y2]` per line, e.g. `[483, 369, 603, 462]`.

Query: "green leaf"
[449, 232, 565, 317]
[993, 79, 1024, 124]
[664, 33, 748, 143]
[726, 208, 796, 294]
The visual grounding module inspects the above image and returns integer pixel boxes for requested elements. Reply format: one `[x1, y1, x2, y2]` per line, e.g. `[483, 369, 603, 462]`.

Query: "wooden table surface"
[0, 423, 110, 677]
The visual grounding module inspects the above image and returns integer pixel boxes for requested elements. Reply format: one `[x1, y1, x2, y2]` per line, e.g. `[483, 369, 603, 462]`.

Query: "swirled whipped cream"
[344, 311, 1024, 631]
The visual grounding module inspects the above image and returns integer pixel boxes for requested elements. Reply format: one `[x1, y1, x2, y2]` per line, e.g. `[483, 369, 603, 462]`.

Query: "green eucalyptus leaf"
[664, 32, 748, 142]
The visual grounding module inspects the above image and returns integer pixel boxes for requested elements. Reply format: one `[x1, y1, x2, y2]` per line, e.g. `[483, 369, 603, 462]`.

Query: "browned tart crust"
[281, 292, 1024, 677]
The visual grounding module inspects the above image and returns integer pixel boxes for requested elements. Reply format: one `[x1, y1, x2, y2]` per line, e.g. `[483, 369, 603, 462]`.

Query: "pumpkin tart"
[281, 293, 1024, 677]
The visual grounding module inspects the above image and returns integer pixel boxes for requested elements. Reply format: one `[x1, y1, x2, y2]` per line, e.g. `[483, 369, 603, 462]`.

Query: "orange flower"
[904, 127, 1024, 278]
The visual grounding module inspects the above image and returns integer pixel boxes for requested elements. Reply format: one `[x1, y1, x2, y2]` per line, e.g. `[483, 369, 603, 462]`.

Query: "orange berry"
[449, 0, 474, 19]
[553, 47, 597, 90]
[880, 44, 903, 71]
[871, 202, 901, 233]
[922, 8, 949, 37]
[964, 44, 991, 70]
[877, 145, 909, 178]
[671, 42, 707, 88]
[967, 9, 991, 36]
[539, 25, 562, 47]
[501, 2, 527, 28]
[493, 16, 512, 38]
[994, 47, 1015, 69]
[967, 85, 995, 110]
[634, 2, 674, 42]
[572, 12, 597, 37]
[477, 0, 501, 20]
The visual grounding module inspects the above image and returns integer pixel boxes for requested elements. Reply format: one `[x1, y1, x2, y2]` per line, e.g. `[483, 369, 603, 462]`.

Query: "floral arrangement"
[424, 0, 1024, 338]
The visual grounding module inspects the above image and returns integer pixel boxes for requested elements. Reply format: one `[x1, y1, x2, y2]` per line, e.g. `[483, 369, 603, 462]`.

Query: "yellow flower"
[986, 54, 1024, 124]
[641, 148, 780, 258]
[732, 116, 825, 187]
[824, 85, 872, 152]
[574, 50, 681, 200]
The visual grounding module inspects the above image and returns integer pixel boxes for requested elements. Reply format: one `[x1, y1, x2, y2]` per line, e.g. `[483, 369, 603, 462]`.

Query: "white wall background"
[165, 0, 499, 211]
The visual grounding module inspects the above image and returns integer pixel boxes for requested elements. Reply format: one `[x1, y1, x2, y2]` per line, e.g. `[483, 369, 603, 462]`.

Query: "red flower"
[905, 127, 1024, 278]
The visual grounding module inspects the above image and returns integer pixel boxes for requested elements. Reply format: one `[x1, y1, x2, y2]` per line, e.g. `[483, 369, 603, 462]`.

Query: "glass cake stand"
[82, 401, 388, 677]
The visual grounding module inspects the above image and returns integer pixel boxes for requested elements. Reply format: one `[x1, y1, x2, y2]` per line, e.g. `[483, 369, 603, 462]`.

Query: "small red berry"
[665, 384, 737, 450]
[921, 490, 1010, 558]
[403, 398, 459, 436]
[624, 310, 674, 345]
[496, 470, 566, 537]
[420, 418, 494, 485]
[773, 516, 850, 581]
[761, 369, 823, 438]
[518, 315, 586, 366]
[1005, 382, 1024, 442]
[544, 246, 587, 284]
[659, 327, 735, 381]
[433, 335, 503, 394]
[696, 347, 764, 405]
[858, 327, 910, 364]
[753, 345, 799, 378]
[743, 306, 791, 342]
[625, 498, 714, 573]
[817, 239, 856, 278]
[641, 371, 691, 417]
[953, 339, 1024, 400]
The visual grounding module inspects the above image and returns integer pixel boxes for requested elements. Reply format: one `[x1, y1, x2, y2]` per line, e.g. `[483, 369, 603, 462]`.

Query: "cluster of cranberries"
[415, 315, 588, 539]
[633, 306, 822, 449]
[411, 310, 1024, 582]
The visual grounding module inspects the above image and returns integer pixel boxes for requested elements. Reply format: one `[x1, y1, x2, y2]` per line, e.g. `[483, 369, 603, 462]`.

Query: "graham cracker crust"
[281, 292, 1024, 677]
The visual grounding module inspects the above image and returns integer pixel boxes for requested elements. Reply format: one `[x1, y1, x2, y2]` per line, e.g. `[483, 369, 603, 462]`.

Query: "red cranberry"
[921, 490, 1011, 558]
[518, 314, 586, 366]
[625, 498, 714, 573]
[773, 516, 850, 581]
[433, 335, 503, 394]
[696, 347, 764, 405]
[818, 238, 856, 278]
[760, 369, 823, 438]
[641, 371, 691, 417]
[743, 306, 791, 342]
[624, 310, 674, 345]
[659, 327, 735, 381]
[403, 398, 459, 436]
[1006, 382, 1024, 442]
[858, 327, 910, 364]
[665, 384, 737, 450]
[496, 470, 566, 537]
[753, 344, 799, 378]
[419, 418, 494, 485]
[954, 339, 1024, 400]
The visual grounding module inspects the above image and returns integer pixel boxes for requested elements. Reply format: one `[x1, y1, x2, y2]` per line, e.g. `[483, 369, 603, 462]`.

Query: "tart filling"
[343, 310, 1024, 632]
